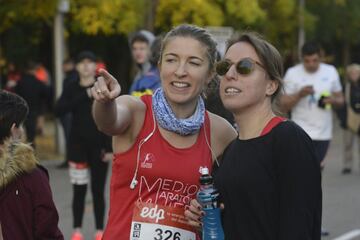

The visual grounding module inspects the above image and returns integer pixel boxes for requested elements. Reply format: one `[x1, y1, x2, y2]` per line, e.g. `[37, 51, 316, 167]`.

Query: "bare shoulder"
[207, 111, 237, 157]
[208, 111, 236, 138]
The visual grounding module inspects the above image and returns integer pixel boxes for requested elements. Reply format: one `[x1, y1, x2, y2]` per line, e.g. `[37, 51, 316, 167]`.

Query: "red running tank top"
[103, 95, 212, 239]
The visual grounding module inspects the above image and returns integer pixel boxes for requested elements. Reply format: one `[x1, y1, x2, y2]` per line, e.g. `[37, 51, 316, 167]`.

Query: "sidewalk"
[38, 118, 110, 239]
[34, 117, 63, 161]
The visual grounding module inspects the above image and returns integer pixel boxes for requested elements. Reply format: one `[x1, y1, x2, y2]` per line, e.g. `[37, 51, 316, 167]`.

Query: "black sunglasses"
[215, 58, 265, 76]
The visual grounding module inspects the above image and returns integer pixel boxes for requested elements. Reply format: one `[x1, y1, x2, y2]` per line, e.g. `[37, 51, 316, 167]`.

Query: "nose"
[174, 62, 187, 78]
[224, 64, 237, 81]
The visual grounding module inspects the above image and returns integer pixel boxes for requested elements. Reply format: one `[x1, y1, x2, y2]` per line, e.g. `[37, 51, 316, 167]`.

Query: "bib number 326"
[154, 228, 181, 240]
[130, 202, 196, 240]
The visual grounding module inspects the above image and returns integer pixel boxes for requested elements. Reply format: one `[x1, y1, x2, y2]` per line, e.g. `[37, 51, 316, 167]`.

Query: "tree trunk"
[342, 40, 351, 68]
[144, 0, 159, 32]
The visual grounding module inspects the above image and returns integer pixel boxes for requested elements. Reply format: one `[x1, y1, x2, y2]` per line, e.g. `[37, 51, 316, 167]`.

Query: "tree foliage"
[0, 0, 57, 32]
[257, 0, 298, 51]
[224, 0, 266, 25]
[70, 0, 146, 35]
[306, 0, 360, 64]
[155, 0, 224, 31]
[307, 0, 360, 44]
[2, 0, 360, 65]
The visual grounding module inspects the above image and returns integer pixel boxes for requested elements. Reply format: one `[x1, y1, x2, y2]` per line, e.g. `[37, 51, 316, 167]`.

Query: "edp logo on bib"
[139, 204, 165, 223]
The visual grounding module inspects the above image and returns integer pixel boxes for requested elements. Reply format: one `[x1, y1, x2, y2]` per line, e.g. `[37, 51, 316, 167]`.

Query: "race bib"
[130, 201, 196, 240]
[69, 161, 89, 185]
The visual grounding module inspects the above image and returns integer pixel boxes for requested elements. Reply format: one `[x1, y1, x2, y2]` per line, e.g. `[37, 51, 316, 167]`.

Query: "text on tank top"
[103, 95, 212, 239]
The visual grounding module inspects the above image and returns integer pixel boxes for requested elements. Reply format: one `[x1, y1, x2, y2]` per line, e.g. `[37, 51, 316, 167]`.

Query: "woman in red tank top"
[91, 25, 237, 240]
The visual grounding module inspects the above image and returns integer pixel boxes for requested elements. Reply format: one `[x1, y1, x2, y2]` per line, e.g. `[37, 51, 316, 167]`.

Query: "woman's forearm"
[93, 100, 119, 135]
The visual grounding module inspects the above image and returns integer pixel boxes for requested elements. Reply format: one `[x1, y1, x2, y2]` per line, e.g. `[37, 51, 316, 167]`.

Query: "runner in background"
[55, 51, 112, 240]
[128, 30, 154, 93]
[57, 58, 78, 169]
[130, 36, 161, 97]
[281, 41, 344, 236]
[338, 64, 360, 174]
[14, 61, 51, 147]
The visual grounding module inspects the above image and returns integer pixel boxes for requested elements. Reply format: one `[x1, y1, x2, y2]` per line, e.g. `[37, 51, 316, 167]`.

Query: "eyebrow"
[164, 53, 204, 62]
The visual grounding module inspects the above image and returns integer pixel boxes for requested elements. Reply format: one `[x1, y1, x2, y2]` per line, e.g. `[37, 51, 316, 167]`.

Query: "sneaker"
[71, 232, 84, 240]
[321, 227, 330, 236]
[94, 231, 103, 240]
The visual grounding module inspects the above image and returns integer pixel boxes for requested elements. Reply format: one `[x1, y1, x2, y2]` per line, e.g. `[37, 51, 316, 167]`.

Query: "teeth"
[172, 82, 189, 88]
[225, 87, 240, 93]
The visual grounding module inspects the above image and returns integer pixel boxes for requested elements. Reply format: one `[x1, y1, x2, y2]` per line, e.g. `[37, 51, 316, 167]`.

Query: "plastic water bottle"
[197, 167, 224, 240]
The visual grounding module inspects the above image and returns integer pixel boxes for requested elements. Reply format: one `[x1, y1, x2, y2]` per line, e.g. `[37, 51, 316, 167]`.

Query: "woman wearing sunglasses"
[185, 32, 322, 239]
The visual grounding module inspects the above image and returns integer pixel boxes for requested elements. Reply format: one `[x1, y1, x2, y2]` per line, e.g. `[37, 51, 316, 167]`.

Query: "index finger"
[98, 68, 116, 84]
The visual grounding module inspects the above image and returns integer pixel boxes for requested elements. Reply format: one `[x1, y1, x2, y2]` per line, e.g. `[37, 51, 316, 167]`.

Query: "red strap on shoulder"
[260, 116, 287, 136]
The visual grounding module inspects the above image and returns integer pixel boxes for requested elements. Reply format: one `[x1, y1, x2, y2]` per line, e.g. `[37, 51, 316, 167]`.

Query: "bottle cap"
[200, 167, 209, 175]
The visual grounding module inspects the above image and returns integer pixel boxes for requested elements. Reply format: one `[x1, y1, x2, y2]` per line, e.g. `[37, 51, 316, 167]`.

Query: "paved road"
[321, 124, 360, 240]
[43, 160, 111, 240]
[42, 123, 360, 240]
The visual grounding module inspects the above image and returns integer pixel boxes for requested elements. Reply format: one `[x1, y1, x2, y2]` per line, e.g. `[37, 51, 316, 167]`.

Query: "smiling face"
[220, 41, 278, 114]
[159, 37, 212, 111]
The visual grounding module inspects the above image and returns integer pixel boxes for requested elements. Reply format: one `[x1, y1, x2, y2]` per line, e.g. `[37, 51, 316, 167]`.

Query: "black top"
[54, 78, 111, 150]
[63, 69, 78, 89]
[15, 74, 51, 115]
[214, 121, 322, 240]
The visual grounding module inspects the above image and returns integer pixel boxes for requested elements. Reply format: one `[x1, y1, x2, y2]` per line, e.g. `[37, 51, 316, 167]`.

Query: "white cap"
[200, 167, 209, 175]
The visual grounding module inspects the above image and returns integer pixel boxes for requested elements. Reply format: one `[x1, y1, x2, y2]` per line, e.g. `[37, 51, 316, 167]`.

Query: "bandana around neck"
[152, 88, 205, 136]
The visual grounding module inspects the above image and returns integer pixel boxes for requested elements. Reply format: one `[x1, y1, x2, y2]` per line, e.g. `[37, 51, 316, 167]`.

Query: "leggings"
[71, 146, 109, 230]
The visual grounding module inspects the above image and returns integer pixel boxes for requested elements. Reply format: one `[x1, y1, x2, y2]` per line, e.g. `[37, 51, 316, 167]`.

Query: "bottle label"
[130, 201, 196, 240]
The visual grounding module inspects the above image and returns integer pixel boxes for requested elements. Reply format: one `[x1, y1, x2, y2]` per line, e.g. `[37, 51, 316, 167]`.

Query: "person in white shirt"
[281, 41, 344, 169]
[281, 41, 344, 237]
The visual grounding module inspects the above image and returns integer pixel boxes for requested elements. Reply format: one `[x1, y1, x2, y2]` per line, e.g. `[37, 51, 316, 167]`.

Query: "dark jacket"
[14, 74, 52, 116]
[129, 65, 161, 96]
[0, 140, 63, 240]
[54, 78, 111, 151]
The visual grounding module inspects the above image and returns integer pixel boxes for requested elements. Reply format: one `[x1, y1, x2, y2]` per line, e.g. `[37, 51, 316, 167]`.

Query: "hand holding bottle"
[185, 167, 224, 240]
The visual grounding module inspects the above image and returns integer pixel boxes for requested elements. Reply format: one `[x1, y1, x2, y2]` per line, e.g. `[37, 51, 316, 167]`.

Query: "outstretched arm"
[92, 69, 137, 136]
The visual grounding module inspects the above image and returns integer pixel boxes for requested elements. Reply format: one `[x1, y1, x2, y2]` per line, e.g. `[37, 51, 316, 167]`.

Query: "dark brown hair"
[0, 90, 29, 144]
[226, 32, 284, 108]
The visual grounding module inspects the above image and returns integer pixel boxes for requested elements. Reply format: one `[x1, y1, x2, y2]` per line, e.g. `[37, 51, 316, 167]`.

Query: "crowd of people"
[0, 23, 359, 240]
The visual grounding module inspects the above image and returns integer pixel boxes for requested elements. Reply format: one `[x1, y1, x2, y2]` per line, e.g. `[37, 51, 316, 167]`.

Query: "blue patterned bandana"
[152, 88, 205, 136]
